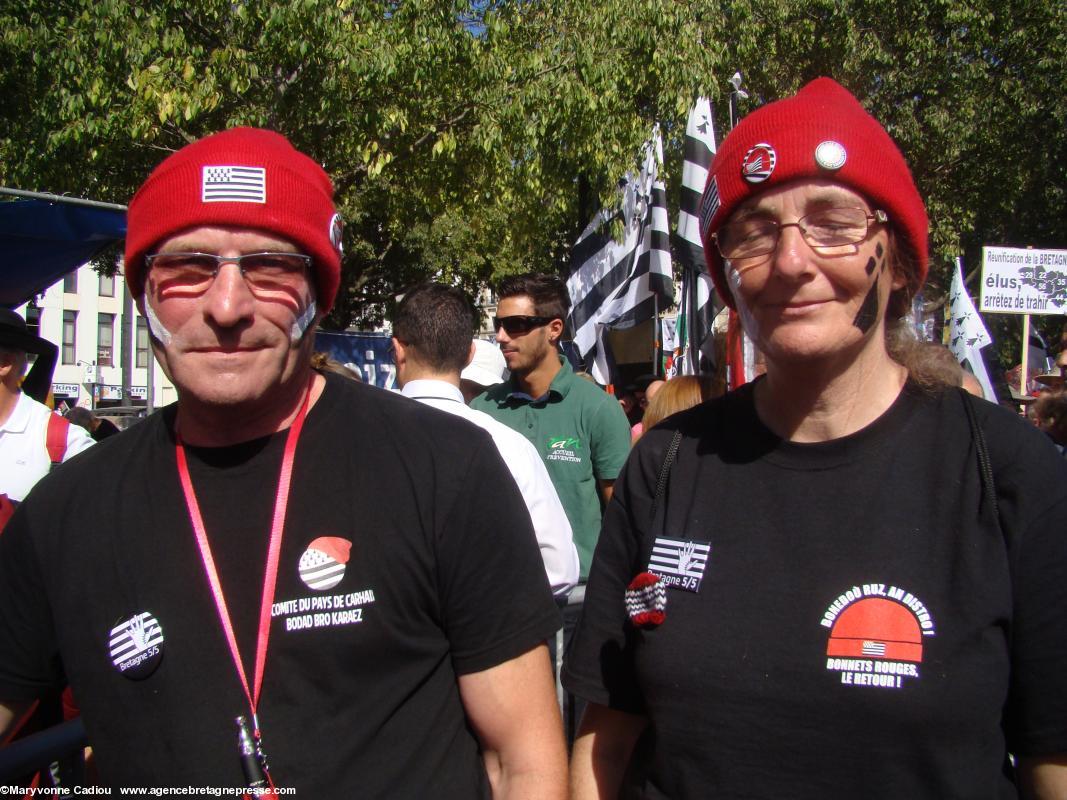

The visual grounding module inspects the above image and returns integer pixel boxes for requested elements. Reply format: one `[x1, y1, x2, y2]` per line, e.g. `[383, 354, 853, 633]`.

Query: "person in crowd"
[14, 319, 59, 406]
[907, 341, 986, 399]
[1034, 388, 1067, 453]
[65, 405, 122, 441]
[640, 377, 666, 407]
[0, 308, 93, 506]
[564, 78, 1067, 799]
[617, 384, 643, 427]
[391, 281, 579, 598]
[471, 272, 632, 743]
[0, 128, 566, 797]
[309, 350, 363, 382]
[630, 377, 666, 441]
[637, 374, 716, 435]
[460, 337, 508, 402]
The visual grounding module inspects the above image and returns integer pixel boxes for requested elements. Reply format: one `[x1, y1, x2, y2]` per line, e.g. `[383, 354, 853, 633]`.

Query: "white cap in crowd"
[462, 339, 508, 388]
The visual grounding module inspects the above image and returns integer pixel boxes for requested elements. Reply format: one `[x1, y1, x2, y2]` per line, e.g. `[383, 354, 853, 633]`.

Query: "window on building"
[25, 307, 41, 364]
[136, 316, 149, 369]
[63, 271, 78, 293]
[99, 272, 115, 297]
[62, 311, 77, 365]
[97, 313, 114, 367]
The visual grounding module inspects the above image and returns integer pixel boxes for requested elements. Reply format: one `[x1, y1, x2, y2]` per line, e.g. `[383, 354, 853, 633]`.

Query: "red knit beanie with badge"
[699, 77, 928, 309]
[125, 127, 344, 311]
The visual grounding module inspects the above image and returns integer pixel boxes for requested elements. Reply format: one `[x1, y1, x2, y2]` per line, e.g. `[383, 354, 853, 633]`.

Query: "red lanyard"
[174, 380, 311, 766]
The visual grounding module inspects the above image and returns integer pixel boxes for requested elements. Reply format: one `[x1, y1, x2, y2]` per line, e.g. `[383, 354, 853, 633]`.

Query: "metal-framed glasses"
[144, 252, 312, 294]
[493, 315, 557, 335]
[713, 208, 889, 260]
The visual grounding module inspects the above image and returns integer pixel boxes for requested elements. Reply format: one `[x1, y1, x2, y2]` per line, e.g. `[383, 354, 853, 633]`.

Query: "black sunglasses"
[493, 315, 557, 335]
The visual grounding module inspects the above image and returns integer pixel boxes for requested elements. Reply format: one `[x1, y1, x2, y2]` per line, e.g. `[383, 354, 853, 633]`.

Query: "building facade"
[16, 264, 176, 411]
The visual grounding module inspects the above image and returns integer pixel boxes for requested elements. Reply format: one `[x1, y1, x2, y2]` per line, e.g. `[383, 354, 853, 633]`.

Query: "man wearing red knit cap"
[0, 128, 567, 797]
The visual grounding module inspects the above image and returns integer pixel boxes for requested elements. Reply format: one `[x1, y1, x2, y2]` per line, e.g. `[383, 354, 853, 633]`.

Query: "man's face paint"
[851, 244, 888, 335]
[144, 290, 315, 347]
[143, 296, 175, 346]
[290, 299, 317, 343]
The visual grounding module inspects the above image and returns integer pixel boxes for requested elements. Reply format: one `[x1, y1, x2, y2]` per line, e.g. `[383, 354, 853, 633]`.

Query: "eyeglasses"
[712, 207, 888, 260]
[144, 252, 312, 295]
[493, 315, 557, 335]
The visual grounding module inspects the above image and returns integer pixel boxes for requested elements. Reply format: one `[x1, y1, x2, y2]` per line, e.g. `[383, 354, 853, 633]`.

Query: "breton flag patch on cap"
[202, 166, 267, 203]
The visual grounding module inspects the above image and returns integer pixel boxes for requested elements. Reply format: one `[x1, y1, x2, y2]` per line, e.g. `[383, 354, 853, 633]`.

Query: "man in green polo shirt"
[471, 273, 631, 743]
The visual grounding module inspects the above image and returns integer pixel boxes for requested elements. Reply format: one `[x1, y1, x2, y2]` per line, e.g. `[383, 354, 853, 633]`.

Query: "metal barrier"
[0, 718, 87, 783]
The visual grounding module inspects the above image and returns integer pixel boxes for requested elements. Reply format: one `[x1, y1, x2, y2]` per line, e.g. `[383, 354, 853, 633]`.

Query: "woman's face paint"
[727, 260, 761, 343]
[852, 245, 888, 334]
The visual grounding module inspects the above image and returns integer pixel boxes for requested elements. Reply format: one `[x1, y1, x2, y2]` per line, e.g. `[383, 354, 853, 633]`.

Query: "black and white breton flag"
[201, 165, 267, 203]
[862, 640, 887, 657]
[671, 97, 719, 376]
[567, 128, 673, 385]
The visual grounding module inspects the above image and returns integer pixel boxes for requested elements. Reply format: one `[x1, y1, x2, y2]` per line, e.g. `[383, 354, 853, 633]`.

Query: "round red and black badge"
[741, 142, 776, 184]
[329, 212, 344, 256]
[298, 536, 352, 591]
[109, 611, 164, 680]
[625, 572, 667, 629]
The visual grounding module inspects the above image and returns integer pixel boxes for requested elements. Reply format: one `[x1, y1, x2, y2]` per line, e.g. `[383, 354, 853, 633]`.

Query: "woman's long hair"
[641, 375, 716, 432]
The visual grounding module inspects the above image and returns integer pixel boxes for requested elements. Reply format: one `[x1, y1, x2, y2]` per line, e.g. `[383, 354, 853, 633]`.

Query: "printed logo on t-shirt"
[647, 536, 710, 593]
[272, 588, 377, 632]
[279, 537, 375, 633]
[298, 536, 353, 591]
[820, 583, 936, 690]
[109, 611, 164, 680]
[545, 435, 583, 465]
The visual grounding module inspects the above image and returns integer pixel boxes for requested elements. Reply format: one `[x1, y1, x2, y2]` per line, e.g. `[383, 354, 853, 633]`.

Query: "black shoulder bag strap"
[649, 429, 683, 524]
[959, 388, 1000, 524]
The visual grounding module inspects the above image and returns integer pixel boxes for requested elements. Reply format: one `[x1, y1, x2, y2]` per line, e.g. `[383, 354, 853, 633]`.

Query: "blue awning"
[0, 198, 126, 307]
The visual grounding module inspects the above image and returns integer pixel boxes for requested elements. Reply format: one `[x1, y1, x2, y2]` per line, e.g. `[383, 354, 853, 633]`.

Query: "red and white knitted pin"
[626, 572, 667, 628]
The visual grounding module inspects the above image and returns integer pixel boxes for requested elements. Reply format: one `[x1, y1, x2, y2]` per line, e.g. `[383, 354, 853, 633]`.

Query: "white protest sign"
[979, 246, 1067, 315]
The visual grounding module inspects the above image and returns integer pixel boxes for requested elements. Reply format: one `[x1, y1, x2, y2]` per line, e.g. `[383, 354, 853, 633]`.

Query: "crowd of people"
[0, 77, 1064, 799]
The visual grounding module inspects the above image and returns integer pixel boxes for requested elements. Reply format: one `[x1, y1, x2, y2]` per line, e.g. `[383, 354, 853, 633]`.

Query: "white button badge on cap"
[815, 140, 847, 170]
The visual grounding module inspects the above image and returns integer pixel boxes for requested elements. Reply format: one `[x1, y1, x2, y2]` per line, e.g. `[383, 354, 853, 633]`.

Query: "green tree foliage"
[1, 0, 1063, 356]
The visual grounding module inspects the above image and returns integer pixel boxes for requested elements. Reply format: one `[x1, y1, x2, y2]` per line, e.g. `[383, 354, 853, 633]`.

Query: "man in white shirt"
[392, 282, 579, 598]
[0, 308, 94, 505]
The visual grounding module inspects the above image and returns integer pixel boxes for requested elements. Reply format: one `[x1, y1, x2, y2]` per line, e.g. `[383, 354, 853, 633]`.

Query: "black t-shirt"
[0, 374, 560, 794]
[563, 381, 1067, 799]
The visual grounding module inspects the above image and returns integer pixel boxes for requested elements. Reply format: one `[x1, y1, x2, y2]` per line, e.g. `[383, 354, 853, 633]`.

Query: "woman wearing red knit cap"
[563, 78, 1067, 798]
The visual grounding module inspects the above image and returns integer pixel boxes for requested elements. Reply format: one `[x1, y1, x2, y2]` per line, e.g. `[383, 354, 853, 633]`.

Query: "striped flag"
[673, 97, 720, 376]
[862, 640, 887, 657]
[201, 166, 266, 203]
[947, 258, 997, 401]
[567, 128, 673, 384]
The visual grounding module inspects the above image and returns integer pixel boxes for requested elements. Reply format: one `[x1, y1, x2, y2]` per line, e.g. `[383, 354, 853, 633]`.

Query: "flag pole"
[652, 292, 660, 377]
[689, 265, 700, 374]
[1020, 313, 1031, 401]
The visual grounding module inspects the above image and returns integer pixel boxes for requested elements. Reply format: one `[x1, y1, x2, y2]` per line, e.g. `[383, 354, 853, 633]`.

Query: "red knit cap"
[125, 127, 343, 311]
[699, 78, 928, 308]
